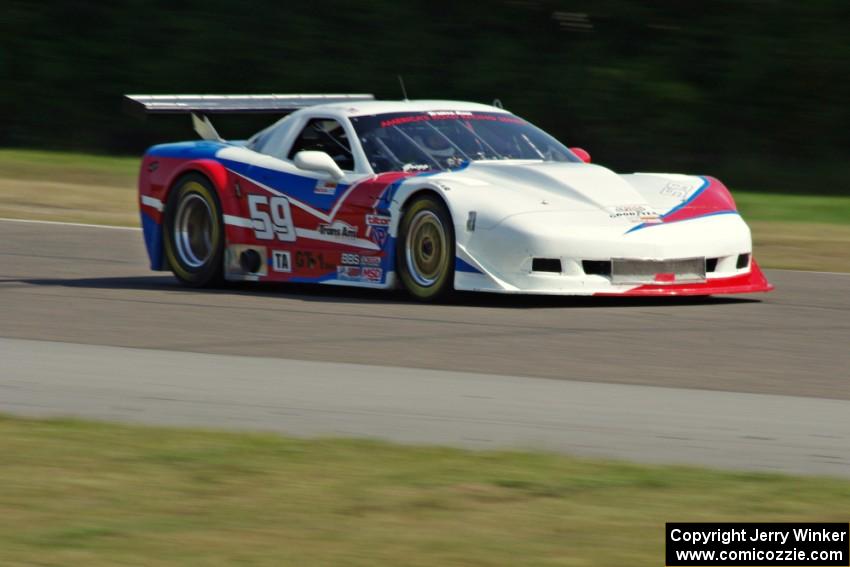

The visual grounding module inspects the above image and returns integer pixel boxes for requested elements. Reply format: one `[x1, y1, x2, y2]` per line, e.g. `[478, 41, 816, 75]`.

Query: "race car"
[126, 93, 773, 300]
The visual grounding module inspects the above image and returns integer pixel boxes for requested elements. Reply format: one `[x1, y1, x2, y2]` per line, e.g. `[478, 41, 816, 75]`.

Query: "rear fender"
[139, 157, 233, 270]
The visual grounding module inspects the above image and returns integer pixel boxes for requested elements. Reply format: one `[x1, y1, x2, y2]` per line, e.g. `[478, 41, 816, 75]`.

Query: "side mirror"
[571, 147, 591, 163]
[293, 151, 345, 180]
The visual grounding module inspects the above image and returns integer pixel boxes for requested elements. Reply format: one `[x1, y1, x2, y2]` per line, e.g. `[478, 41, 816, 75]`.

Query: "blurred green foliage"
[1, 0, 847, 193]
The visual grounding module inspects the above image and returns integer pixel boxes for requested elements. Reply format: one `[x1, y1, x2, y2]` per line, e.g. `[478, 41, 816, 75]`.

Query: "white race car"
[127, 94, 773, 300]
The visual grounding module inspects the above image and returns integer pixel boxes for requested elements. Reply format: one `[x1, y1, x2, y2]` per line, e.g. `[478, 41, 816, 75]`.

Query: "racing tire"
[162, 173, 225, 287]
[397, 194, 455, 302]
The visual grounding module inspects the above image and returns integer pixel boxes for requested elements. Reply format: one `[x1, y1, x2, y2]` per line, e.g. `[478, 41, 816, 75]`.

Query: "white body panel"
[198, 100, 764, 296]
[386, 162, 752, 295]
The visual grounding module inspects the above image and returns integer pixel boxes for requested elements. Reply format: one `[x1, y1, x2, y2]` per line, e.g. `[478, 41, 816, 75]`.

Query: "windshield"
[350, 111, 580, 173]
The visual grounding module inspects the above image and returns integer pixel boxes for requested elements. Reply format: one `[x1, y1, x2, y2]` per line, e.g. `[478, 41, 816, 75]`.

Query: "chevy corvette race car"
[126, 93, 773, 300]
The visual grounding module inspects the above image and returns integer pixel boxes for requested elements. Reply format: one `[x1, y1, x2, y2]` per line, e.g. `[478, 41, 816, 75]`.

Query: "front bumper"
[454, 211, 774, 296]
[455, 256, 773, 296]
[594, 258, 773, 296]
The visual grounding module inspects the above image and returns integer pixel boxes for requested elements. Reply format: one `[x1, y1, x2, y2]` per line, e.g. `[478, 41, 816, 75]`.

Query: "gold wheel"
[405, 210, 448, 287]
[397, 195, 454, 301]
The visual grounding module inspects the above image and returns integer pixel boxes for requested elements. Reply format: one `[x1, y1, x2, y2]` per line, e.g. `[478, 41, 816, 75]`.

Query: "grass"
[748, 221, 850, 272]
[0, 149, 138, 187]
[0, 149, 138, 226]
[1, 415, 848, 566]
[736, 191, 850, 225]
[0, 148, 848, 270]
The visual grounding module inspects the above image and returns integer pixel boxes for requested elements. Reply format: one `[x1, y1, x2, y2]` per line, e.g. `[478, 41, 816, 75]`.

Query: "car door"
[245, 116, 384, 282]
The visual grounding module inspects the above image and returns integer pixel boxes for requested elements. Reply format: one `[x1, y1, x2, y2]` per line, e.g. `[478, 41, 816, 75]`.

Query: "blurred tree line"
[1, 0, 847, 193]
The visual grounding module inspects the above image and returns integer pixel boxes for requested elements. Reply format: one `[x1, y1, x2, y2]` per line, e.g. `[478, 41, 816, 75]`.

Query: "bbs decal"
[341, 253, 360, 266]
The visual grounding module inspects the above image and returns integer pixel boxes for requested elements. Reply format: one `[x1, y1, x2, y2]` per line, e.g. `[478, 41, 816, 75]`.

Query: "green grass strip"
[0, 415, 848, 566]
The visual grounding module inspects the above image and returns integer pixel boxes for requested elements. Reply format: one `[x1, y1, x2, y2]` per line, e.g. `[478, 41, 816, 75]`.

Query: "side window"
[288, 118, 355, 171]
[249, 115, 293, 158]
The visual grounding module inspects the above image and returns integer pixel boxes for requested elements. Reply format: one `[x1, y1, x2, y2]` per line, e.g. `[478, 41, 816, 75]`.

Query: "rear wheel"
[163, 173, 224, 287]
[397, 194, 454, 301]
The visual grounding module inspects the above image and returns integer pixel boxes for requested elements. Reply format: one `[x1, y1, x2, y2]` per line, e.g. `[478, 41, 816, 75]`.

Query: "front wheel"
[396, 194, 454, 301]
[162, 173, 224, 287]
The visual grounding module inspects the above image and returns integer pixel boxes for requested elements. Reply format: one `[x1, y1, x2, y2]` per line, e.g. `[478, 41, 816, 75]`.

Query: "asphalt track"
[1, 219, 848, 476]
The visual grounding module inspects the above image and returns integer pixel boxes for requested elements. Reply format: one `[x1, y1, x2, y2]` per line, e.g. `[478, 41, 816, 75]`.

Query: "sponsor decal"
[295, 250, 334, 270]
[660, 182, 690, 200]
[315, 180, 337, 195]
[427, 110, 474, 118]
[340, 252, 360, 266]
[380, 114, 431, 128]
[271, 250, 292, 273]
[318, 220, 358, 240]
[379, 112, 525, 129]
[337, 265, 382, 282]
[369, 227, 389, 247]
[359, 255, 382, 267]
[607, 204, 662, 224]
[402, 163, 431, 172]
[343, 253, 381, 267]
[361, 267, 383, 282]
[366, 214, 391, 227]
[337, 265, 361, 281]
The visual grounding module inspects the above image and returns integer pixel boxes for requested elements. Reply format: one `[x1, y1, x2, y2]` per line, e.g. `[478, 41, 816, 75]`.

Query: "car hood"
[427, 160, 671, 221]
[458, 161, 642, 207]
[418, 160, 676, 229]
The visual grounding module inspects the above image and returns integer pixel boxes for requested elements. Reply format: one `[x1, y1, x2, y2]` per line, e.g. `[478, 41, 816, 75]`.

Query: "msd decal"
[361, 267, 383, 282]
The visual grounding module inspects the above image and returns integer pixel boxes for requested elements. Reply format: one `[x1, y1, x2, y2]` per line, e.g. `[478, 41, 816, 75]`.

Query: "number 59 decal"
[248, 194, 296, 242]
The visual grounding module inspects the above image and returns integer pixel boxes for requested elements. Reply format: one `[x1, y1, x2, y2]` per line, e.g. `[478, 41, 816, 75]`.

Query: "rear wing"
[123, 93, 376, 141]
[124, 93, 375, 115]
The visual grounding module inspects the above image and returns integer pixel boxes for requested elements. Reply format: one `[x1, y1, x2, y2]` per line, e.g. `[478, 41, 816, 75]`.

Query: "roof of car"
[306, 99, 511, 117]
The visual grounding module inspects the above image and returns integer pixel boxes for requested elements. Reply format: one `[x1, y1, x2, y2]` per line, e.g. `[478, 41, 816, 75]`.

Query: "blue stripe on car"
[140, 211, 164, 270]
[455, 257, 483, 274]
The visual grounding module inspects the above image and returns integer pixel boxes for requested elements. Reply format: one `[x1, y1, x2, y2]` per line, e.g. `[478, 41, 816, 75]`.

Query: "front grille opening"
[582, 260, 612, 277]
[706, 258, 719, 273]
[532, 258, 562, 273]
[736, 253, 750, 269]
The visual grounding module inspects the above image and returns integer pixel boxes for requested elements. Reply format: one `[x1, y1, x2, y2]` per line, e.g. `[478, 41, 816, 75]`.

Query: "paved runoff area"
[1, 219, 848, 476]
